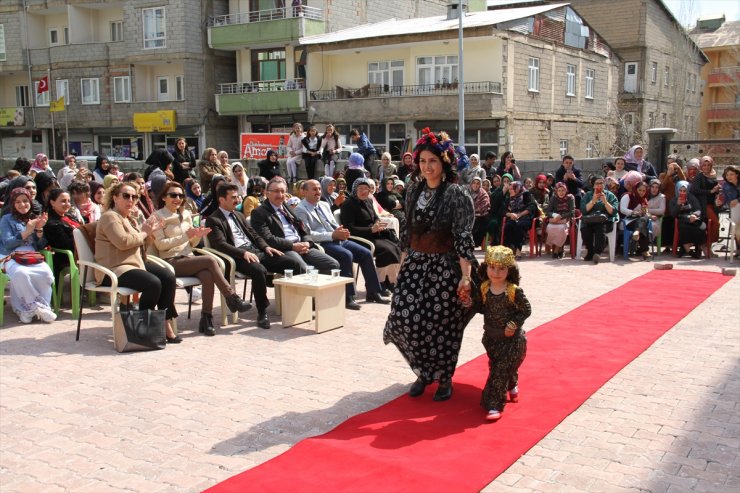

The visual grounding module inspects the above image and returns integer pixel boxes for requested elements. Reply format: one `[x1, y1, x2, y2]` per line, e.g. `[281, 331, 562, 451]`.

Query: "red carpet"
[206, 270, 730, 493]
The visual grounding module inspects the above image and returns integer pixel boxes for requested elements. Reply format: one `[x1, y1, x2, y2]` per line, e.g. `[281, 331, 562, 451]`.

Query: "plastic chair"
[334, 209, 376, 282]
[541, 210, 582, 259]
[45, 248, 81, 318]
[0, 270, 9, 326]
[575, 215, 618, 262]
[146, 255, 202, 323]
[672, 217, 713, 259]
[73, 228, 143, 342]
[500, 216, 541, 258]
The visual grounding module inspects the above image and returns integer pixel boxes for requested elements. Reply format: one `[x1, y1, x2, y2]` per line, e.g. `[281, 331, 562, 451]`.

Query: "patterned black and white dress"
[383, 181, 475, 384]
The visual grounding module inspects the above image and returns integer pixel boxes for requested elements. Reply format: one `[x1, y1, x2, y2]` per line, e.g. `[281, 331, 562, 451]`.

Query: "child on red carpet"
[477, 246, 531, 422]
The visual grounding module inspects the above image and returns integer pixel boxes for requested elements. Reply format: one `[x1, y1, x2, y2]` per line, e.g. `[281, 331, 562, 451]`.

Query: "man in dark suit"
[250, 177, 340, 274]
[206, 183, 301, 329]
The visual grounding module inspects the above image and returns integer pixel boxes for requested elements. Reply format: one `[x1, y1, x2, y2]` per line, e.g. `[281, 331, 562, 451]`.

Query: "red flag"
[37, 76, 49, 94]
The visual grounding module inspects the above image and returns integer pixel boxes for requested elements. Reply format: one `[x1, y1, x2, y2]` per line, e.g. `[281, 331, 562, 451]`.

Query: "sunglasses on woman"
[167, 193, 185, 199]
[120, 192, 139, 201]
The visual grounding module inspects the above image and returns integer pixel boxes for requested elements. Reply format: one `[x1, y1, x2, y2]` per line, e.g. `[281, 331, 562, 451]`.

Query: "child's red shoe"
[509, 386, 519, 403]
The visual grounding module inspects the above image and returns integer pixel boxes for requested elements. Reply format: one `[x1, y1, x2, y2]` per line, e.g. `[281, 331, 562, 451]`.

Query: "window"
[81, 78, 100, 104]
[113, 76, 131, 103]
[662, 113, 667, 126]
[142, 7, 166, 49]
[55, 79, 69, 105]
[528, 57, 540, 92]
[110, 21, 123, 42]
[664, 66, 670, 87]
[251, 48, 286, 81]
[34, 81, 49, 106]
[462, 126, 499, 158]
[49, 28, 59, 46]
[585, 68, 595, 99]
[64, 27, 69, 45]
[648, 112, 655, 127]
[157, 76, 169, 101]
[559, 140, 568, 157]
[691, 73, 697, 93]
[416, 55, 458, 87]
[15, 85, 29, 107]
[586, 140, 595, 158]
[0, 24, 6, 62]
[650, 62, 657, 84]
[368, 60, 404, 90]
[175, 75, 184, 100]
[566, 64, 576, 96]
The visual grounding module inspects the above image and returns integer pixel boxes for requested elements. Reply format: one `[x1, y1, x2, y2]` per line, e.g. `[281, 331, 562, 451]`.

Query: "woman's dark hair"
[410, 142, 456, 184]
[722, 165, 738, 181]
[477, 262, 521, 286]
[13, 157, 32, 175]
[45, 188, 69, 213]
[500, 151, 513, 167]
[603, 161, 615, 171]
[156, 181, 186, 210]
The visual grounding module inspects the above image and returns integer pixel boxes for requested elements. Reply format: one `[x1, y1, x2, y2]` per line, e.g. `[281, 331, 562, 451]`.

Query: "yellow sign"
[50, 96, 65, 112]
[0, 107, 24, 126]
[133, 110, 177, 132]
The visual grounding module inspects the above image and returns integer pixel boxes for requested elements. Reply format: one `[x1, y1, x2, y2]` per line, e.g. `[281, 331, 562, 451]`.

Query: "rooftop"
[300, 3, 568, 45]
[691, 20, 740, 48]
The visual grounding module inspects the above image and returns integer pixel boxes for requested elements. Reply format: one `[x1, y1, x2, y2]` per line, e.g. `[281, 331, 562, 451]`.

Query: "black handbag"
[113, 309, 167, 352]
[581, 213, 608, 225]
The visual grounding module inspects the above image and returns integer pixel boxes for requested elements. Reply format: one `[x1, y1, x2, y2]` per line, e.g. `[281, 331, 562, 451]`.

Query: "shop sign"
[0, 107, 24, 127]
[240, 133, 290, 160]
[133, 110, 176, 132]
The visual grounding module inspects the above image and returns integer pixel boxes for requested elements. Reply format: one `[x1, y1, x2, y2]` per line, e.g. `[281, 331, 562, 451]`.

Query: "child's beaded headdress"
[413, 127, 456, 166]
[484, 245, 516, 268]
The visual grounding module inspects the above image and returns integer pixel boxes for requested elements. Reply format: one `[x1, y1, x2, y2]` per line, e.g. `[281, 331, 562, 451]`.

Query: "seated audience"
[620, 181, 652, 259]
[502, 181, 538, 259]
[469, 177, 491, 247]
[320, 176, 346, 212]
[721, 165, 740, 257]
[580, 176, 618, 263]
[43, 188, 84, 285]
[668, 181, 707, 258]
[68, 180, 101, 224]
[647, 179, 666, 243]
[544, 182, 575, 259]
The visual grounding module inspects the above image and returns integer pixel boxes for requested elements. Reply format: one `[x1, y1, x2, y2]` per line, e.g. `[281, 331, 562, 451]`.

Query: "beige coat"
[150, 208, 199, 259]
[94, 210, 147, 284]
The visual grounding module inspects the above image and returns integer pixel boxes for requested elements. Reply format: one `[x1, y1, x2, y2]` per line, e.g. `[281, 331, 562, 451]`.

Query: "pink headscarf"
[622, 171, 643, 192]
[30, 153, 48, 174]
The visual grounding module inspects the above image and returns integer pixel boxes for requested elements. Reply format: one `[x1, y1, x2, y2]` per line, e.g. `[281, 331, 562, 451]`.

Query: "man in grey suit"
[250, 177, 340, 276]
[294, 180, 390, 310]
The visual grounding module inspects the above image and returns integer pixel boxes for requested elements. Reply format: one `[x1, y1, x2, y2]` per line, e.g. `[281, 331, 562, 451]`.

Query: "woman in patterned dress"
[383, 128, 476, 402]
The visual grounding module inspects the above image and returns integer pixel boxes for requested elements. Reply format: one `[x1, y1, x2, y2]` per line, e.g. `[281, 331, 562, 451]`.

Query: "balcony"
[28, 43, 110, 66]
[309, 81, 504, 121]
[707, 66, 740, 87]
[706, 103, 740, 122]
[215, 79, 306, 116]
[208, 6, 325, 50]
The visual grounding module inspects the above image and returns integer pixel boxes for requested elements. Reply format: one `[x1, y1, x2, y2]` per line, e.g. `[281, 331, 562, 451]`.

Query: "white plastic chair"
[73, 228, 143, 343]
[575, 216, 618, 262]
[334, 209, 376, 282]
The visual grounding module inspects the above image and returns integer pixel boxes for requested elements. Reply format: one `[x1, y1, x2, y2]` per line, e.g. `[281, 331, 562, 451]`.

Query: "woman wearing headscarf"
[486, 173, 512, 247]
[183, 178, 205, 216]
[383, 128, 475, 402]
[340, 177, 402, 292]
[92, 155, 110, 183]
[29, 153, 54, 180]
[375, 176, 404, 224]
[647, 179, 666, 244]
[344, 152, 369, 192]
[530, 174, 550, 209]
[257, 149, 282, 181]
[459, 153, 487, 186]
[721, 166, 740, 257]
[2, 176, 43, 216]
[103, 174, 119, 190]
[668, 181, 706, 258]
[544, 182, 575, 259]
[319, 176, 345, 211]
[396, 151, 414, 184]
[230, 162, 249, 200]
[502, 181, 538, 259]
[0, 188, 56, 323]
[198, 148, 230, 189]
[469, 176, 491, 247]
[620, 181, 652, 259]
[618, 170, 643, 198]
[143, 149, 175, 182]
[691, 155, 720, 244]
[685, 158, 700, 182]
[623, 145, 657, 179]
[580, 176, 619, 263]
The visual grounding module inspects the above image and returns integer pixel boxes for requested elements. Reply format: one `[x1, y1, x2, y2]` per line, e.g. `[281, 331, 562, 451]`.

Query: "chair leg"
[70, 270, 80, 319]
[76, 267, 87, 341]
[0, 276, 8, 327]
[188, 289, 193, 319]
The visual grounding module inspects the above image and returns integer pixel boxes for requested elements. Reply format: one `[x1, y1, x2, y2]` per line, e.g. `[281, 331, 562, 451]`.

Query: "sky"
[662, 0, 740, 26]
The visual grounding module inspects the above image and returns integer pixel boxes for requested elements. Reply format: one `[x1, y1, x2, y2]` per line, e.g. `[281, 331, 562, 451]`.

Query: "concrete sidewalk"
[0, 254, 737, 493]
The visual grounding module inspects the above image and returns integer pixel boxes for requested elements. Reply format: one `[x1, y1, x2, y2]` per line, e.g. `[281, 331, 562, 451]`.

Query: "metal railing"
[208, 6, 322, 26]
[710, 66, 740, 74]
[710, 102, 740, 110]
[309, 81, 502, 101]
[217, 79, 306, 94]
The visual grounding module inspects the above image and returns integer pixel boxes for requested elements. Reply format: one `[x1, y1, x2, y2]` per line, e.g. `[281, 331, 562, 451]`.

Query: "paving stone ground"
[0, 252, 737, 493]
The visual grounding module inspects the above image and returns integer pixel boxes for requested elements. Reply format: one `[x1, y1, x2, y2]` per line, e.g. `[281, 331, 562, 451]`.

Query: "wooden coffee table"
[272, 274, 353, 333]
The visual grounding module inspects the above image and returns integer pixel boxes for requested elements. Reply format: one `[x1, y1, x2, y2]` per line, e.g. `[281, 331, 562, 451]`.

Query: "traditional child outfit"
[479, 246, 531, 420]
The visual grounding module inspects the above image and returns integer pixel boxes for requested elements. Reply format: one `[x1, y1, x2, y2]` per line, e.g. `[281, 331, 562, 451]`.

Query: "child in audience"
[477, 245, 531, 422]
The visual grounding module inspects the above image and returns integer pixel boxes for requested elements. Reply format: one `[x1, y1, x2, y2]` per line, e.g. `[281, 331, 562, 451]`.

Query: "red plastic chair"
[672, 217, 713, 259]
[540, 210, 582, 259]
[500, 216, 541, 258]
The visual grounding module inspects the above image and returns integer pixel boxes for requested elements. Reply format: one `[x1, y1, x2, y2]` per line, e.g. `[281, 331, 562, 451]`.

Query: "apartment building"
[0, 0, 237, 160]
[551, 0, 707, 157]
[691, 17, 739, 143]
[207, 0, 451, 138]
[300, 3, 619, 160]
